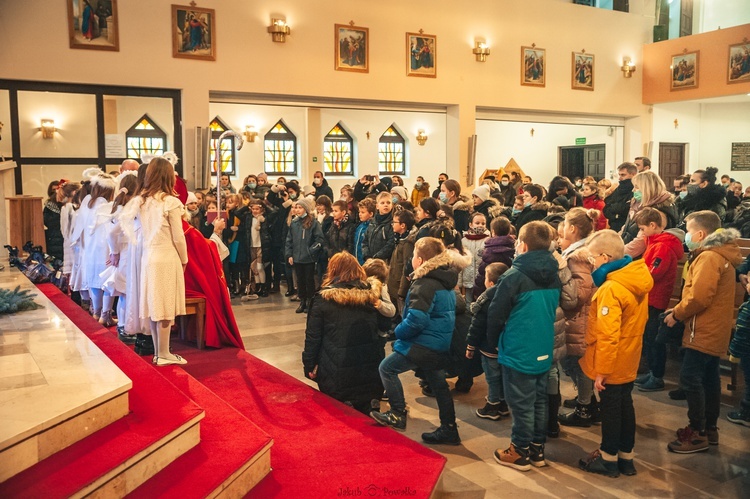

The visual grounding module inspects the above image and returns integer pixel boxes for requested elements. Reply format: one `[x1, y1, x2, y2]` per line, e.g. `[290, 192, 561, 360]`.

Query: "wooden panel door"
[584, 145, 606, 179]
[559, 147, 584, 181]
[659, 143, 685, 189]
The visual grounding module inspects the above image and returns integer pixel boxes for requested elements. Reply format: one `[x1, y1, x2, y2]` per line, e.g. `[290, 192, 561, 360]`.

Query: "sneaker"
[241, 293, 260, 301]
[494, 443, 531, 472]
[529, 443, 547, 468]
[558, 403, 592, 428]
[497, 399, 510, 416]
[618, 457, 637, 476]
[579, 450, 620, 478]
[420, 382, 435, 397]
[421, 424, 461, 446]
[370, 410, 407, 431]
[290, 295, 301, 302]
[727, 408, 750, 427]
[706, 426, 719, 446]
[637, 376, 665, 392]
[155, 354, 188, 366]
[476, 399, 503, 421]
[668, 426, 709, 454]
[563, 397, 577, 409]
[669, 388, 687, 400]
[634, 372, 652, 385]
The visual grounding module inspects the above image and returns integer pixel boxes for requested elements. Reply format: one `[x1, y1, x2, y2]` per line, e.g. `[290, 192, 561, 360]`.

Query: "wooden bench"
[177, 297, 206, 350]
[668, 238, 750, 391]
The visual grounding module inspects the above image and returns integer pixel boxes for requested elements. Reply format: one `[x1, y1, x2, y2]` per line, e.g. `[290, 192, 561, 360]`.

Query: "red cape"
[182, 220, 244, 349]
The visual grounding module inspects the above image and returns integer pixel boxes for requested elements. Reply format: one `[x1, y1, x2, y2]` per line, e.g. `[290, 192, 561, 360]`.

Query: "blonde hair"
[414, 237, 445, 261]
[376, 191, 393, 202]
[363, 258, 389, 283]
[565, 207, 599, 239]
[586, 229, 625, 260]
[633, 171, 668, 206]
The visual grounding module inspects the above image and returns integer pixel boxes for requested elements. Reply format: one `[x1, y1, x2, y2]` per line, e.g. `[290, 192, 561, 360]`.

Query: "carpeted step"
[127, 369, 272, 498]
[0, 284, 204, 498]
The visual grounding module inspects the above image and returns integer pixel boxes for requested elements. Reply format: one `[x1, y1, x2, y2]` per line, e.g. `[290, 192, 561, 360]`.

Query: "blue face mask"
[247, 182, 257, 190]
[512, 208, 521, 215]
[439, 192, 449, 204]
[632, 190, 642, 202]
[523, 201, 532, 208]
[392, 196, 400, 204]
[685, 232, 701, 251]
[679, 191, 687, 199]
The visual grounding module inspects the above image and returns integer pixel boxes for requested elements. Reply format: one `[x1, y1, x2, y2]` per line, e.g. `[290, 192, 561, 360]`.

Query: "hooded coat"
[513, 201, 548, 233]
[642, 229, 685, 309]
[449, 196, 472, 233]
[302, 278, 389, 411]
[362, 210, 395, 261]
[394, 251, 458, 357]
[314, 178, 334, 201]
[678, 183, 728, 222]
[474, 198, 505, 224]
[553, 252, 578, 362]
[411, 182, 431, 206]
[473, 234, 516, 298]
[582, 194, 608, 231]
[325, 215, 355, 258]
[673, 228, 743, 357]
[284, 215, 325, 264]
[580, 257, 654, 385]
[487, 250, 562, 375]
[461, 230, 490, 289]
[388, 226, 417, 301]
[562, 247, 596, 358]
[603, 179, 634, 233]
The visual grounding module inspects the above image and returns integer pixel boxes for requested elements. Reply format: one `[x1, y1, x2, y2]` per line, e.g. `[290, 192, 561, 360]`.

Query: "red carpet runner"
[29, 283, 445, 498]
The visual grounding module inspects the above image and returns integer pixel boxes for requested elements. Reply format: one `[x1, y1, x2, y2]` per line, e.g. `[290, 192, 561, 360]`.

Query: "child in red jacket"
[581, 181, 607, 231]
[633, 207, 684, 392]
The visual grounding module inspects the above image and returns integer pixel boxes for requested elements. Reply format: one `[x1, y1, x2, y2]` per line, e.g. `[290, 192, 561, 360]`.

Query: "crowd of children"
[42, 161, 750, 477]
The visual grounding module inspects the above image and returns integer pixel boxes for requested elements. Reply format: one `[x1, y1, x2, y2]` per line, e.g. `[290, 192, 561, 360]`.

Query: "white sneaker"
[241, 293, 260, 301]
[155, 354, 188, 366]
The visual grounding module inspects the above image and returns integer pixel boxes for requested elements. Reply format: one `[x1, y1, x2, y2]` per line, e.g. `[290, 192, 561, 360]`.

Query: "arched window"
[378, 124, 406, 175]
[209, 117, 236, 175]
[264, 120, 297, 175]
[126, 114, 167, 160]
[323, 122, 353, 175]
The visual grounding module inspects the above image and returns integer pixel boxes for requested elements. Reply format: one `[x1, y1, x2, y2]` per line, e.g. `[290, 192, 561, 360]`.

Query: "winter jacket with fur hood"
[461, 230, 490, 289]
[673, 228, 743, 357]
[302, 278, 389, 410]
[677, 183, 728, 223]
[449, 196, 472, 233]
[642, 228, 685, 309]
[487, 249, 562, 375]
[394, 251, 458, 357]
[474, 198, 504, 224]
[562, 247, 596, 358]
[513, 202, 548, 233]
[580, 256, 653, 385]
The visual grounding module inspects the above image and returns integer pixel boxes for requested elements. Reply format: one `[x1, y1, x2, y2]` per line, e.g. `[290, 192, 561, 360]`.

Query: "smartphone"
[365, 175, 374, 182]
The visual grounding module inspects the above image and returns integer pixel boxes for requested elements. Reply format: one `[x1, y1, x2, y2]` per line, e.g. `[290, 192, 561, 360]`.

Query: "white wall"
[474, 120, 624, 186]
[651, 101, 702, 175]
[21, 164, 98, 199]
[698, 101, 750, 186]
[108, 95, 174, 158]
[0, 90, 11, 158]
[699, 0, 750, 33]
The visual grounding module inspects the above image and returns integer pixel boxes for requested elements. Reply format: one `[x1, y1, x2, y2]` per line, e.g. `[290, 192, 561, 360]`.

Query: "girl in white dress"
[68, 180, 92, 310]
[137, 157, 188, 365]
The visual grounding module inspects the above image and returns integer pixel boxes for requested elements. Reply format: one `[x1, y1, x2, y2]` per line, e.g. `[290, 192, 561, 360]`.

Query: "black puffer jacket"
[43, 200, 64, 260]
[326, 216, 355, 257]
[677, 183, 728, 223]
[603, 179, 634, 233]
[302, 278, 389, 412]
[362, 211, 395, 260]
[314, 178, 334, 201]
[512, 201, 548, 233]
[475, 198, 504, 224]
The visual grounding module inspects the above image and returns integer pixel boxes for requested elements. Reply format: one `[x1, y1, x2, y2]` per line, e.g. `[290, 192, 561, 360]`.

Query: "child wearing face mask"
[498, 174, 516, 207]
[461, 212, 490, 304]
[663, 211, 742, 454]
[577, 230, 653, 478]
[411, 176, 431, 206]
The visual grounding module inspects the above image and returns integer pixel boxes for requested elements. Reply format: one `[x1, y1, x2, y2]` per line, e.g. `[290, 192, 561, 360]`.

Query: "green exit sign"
[575, 138, 586, 145]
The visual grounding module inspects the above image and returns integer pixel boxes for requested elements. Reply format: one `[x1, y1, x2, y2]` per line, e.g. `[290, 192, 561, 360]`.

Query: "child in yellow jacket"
[578, 230, 653, 478]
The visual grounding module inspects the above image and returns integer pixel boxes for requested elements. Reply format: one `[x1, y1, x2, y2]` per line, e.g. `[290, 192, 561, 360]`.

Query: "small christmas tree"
[0, 286, 42, 314]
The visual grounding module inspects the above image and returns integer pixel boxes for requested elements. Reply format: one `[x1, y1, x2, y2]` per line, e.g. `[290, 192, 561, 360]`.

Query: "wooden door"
[659, 143, 685, 189]
[559, 147, 584, 181]
[583, 145, 606, 179]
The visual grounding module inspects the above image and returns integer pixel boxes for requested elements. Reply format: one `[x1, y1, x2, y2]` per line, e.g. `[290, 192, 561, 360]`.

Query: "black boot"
[558, 401, 593, 428]
[295, 300, 306, 313]
[421, 423, 461, 446]
[258, 283, 269, 298]
[285, 287, 297, 297]
[270, 279, 280, 294]
[134, 333, 155, 356]
[548, 394, 561, 438]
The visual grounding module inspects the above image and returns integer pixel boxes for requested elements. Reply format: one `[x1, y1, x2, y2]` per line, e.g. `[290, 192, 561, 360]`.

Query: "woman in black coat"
[302, 252, 390, 414]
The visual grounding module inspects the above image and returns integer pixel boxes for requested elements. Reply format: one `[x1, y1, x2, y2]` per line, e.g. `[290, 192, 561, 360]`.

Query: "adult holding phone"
[354, 173, 388, 201]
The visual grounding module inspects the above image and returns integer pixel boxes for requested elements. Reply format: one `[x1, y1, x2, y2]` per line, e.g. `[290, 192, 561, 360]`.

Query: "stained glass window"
[378, 125, 406, 175]
[125, 114, 166, 161]
[209, 117, 236, 175]
[264, 120, 297, 175]
[323, 123, 353, 175]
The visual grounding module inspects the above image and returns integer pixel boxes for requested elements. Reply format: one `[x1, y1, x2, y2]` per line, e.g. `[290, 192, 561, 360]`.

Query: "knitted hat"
[472, 184, 491, 203]
[295, 197, 316, 215]
[186, 192, 199, 205]
[302, 184, 316, 196]
[391, 186, 408, 200]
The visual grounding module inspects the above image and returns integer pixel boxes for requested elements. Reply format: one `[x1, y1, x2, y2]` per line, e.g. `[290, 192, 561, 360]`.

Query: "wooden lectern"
[7, 196, 46, 254]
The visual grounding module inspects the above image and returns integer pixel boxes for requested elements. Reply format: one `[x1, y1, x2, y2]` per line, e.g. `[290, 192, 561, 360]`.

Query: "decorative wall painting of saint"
[521, 46, 546, 87]
[572, 51, 594, 91]
[671, 51, 699, 91]
[172, 4, 216, 61]
[728, 42, 750, 84]
[407, 33, 437, 78]
[67, 0, 119, 51]
[335, 24, 369, 73]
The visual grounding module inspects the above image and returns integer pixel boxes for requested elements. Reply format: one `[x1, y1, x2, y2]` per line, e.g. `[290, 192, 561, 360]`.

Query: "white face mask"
[501, 181, 509, 186]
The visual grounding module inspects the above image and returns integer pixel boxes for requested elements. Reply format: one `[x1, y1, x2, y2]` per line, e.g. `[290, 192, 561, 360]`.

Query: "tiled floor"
[235, 289, 750, 499]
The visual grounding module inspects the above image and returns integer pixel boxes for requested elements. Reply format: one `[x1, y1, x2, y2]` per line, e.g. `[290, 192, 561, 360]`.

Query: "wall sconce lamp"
[244, 125, 258, 143]
[267, 18, 290, 43]
[40, 119, 55, 139]
[416, 129, 428, 146]
[621, 57, 636, 78]
[473, 42, 490, 62]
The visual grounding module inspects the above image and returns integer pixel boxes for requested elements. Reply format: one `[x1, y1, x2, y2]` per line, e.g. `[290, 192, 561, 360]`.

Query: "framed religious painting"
[727, 41, 750, 84]
[670, 50, 699, 91]
[335, 23, 369, 73]
[521, 45, 545, 87]
[172, 4, 216, 61]
[406, 32, 437, 78]
[571, 51, 594, 91]
[66, 0, 119, 51]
